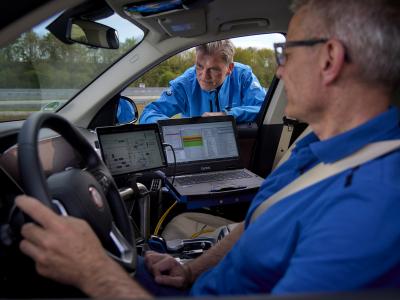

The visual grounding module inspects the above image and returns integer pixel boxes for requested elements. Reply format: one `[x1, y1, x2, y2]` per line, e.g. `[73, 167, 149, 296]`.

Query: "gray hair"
[195, 40, 235, 64]
[290, 0, 400, 92]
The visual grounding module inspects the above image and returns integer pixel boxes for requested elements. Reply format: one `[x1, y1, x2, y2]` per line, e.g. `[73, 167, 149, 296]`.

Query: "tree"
[0, 32, 278, 89]
[15, 31, 41, 62]
[235, 47, 276, 87]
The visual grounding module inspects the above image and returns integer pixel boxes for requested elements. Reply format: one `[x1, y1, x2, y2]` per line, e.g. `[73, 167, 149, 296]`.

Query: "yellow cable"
[154, 201, 177, 236]
[190, 229, 215, 239]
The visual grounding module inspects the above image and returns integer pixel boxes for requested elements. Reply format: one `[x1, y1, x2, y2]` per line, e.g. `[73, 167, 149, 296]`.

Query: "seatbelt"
[272, 117, 298, 170]
[275, 126, 313, 169]
[250, 140, 400, 224]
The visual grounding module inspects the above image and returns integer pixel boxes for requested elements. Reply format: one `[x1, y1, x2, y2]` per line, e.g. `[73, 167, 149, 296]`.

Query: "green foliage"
[0, 32, 139, 89]
[158, 70, 177, 87]
[131, 47, 277, 88]
[0, 32, 277, 90]
[234, 47, 276, 87]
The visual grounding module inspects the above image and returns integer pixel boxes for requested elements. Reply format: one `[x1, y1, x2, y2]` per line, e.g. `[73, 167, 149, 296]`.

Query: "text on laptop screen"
[162, 121, 239, 164]
[98, 128, 166, 176]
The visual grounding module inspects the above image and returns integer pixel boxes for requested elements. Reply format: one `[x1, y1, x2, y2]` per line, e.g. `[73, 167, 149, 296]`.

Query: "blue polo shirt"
[191, 107, 400, 295]
[139, 62, 266, 124]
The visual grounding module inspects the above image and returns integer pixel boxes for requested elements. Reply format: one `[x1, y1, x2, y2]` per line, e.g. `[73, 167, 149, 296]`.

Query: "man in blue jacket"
[139, 40, 266, 124]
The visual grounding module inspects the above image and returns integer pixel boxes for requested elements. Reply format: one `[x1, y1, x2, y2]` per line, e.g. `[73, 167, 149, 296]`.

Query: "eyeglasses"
[273, 39, 328, 66]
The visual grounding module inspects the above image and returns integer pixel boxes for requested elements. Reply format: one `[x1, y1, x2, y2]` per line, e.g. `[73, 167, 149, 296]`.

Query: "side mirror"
[117, 96, 138, 124]
[68, 19, 119, 49]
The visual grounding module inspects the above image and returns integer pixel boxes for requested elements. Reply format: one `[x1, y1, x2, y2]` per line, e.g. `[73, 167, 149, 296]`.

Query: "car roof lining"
[0, 0, 85, 48]
[107, 0, 292, 43]
[0, 0, 53, 30]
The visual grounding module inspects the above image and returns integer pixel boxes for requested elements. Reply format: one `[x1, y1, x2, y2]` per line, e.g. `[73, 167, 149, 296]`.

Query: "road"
[0, 87, 166, 110]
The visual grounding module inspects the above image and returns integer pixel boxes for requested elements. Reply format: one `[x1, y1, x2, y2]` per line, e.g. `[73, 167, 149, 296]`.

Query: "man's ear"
[227, 62, 234, 75]
[320, 39, 346, 85]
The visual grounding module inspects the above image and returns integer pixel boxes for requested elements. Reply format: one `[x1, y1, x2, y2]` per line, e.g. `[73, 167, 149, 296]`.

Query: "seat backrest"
[273, 126, 312, 170]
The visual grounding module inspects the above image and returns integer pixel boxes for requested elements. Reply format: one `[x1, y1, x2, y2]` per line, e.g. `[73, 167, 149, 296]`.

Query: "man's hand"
[202, 112, 227, 117]
[144, 251, 192, 288]
[16, 195, 152, 299]
[15, 195, 111, 289]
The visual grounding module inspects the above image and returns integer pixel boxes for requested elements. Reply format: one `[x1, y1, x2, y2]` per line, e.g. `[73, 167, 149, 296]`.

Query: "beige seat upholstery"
[161, 126, 312, 240]
[162, 212, 236, 240]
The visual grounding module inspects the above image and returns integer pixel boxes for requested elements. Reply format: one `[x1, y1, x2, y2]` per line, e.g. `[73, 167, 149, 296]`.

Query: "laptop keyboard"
[175, 170, 252, 186]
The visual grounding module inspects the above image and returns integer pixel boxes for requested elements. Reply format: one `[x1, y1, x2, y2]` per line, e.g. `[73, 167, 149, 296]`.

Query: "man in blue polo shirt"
[15, 0, 400, 298]
[138, 40, 266, 124]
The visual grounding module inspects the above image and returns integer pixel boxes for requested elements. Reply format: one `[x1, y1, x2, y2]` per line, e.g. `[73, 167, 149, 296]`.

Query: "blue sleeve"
[272, 180, 400, 294]
[117, 98, 135, 124]
[228, 69, 266, 123]
[139, 83, 187, 124]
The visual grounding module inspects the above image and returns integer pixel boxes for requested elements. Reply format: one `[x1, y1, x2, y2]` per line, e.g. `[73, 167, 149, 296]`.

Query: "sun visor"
[157, 9, 206, 37]
[124, 0, 211, 17]
[123, 0, 209, 37]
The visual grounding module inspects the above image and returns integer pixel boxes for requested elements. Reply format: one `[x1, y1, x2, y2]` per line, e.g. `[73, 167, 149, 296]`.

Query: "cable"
[154, 200, 177, 236]
[152, 143, 177, 236]
[190, 224, 215, 239]
[163, 143, 177, 186]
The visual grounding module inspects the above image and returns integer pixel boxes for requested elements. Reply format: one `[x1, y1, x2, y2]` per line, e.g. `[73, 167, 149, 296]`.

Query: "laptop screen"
[159, 117, 239, 165]
[96, 124, 167, 176]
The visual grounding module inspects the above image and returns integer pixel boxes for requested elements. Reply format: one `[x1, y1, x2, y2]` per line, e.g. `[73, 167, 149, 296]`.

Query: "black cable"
[162, 143, 177, 186]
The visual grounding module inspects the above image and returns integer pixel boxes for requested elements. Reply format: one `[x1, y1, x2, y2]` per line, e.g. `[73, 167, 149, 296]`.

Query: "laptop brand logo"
[201, 166, 211, 171]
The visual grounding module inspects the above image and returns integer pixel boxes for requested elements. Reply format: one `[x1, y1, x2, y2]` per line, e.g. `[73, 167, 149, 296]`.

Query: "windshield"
[0, 13, 144, 122]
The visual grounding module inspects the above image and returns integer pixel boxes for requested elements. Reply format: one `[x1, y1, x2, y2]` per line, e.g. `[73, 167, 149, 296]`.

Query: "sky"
[231, 34, 285, 49]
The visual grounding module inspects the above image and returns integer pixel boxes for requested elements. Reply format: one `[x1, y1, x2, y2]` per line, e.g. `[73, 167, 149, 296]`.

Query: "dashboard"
[1, 135, 81, 182]
[0, 127, 98, 297]
[0, 133, 81, 220]
[0, 126, 104, 225]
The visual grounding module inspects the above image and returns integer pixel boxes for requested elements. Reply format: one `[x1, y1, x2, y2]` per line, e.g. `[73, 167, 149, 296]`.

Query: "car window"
[121, 33, 285, 121]
[0, 13, 144, 122]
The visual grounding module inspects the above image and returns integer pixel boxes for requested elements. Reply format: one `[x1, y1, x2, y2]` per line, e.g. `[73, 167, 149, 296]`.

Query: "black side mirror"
[117, 96, 138, 124]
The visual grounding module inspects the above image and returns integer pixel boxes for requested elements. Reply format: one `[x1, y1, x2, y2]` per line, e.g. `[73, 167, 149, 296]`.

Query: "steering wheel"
[17, 112, 136, 272]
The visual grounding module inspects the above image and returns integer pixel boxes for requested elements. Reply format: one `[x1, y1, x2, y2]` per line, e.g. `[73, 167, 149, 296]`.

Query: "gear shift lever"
[135, 182, 151, 240]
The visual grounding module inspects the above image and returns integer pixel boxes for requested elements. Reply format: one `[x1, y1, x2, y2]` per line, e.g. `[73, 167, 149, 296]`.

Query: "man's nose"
[200, 69, 211, 80]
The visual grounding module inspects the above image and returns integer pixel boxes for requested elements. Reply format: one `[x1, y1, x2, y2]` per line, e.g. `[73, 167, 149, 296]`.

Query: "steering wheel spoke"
[108, 222, 137, 273]
[90, 167, 113, 194]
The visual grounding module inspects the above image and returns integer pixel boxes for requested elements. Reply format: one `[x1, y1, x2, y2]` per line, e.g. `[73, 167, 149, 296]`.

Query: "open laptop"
[96, 123, 167, 177]
[157, 116, 264, 200]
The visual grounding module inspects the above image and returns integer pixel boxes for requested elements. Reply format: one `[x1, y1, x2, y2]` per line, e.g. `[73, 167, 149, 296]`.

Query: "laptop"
[157, 116, 264, 199]
[96, 123, 167, 177]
